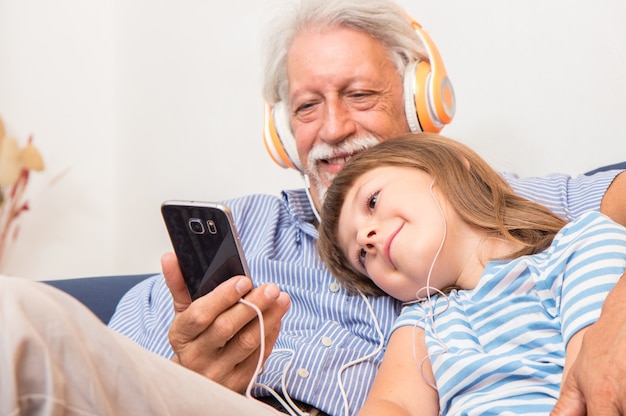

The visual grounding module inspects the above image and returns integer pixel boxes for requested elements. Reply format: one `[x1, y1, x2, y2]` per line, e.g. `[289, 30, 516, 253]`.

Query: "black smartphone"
[161, 200, 250, 300]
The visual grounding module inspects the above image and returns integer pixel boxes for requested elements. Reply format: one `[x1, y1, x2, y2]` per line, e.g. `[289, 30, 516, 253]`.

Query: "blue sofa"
[44, 161, 626, 325]
[45, 273, 155, 323]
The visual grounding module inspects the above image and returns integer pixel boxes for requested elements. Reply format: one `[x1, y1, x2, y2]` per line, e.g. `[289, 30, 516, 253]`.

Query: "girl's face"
[337, 166, 470, 301]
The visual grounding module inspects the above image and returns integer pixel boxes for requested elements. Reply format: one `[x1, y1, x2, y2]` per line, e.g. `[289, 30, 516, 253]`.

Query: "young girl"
[317, 133, 626, 415]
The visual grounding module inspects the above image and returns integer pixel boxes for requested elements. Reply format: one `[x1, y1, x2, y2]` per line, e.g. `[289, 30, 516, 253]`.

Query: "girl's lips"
[383, 223, 403, 267]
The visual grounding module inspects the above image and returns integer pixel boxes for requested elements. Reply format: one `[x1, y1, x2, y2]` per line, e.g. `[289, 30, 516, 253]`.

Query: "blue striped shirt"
[109, 168, 621, 416]
[393, 212, 626, 415]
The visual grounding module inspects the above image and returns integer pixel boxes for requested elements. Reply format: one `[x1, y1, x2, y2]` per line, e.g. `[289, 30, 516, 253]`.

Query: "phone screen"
[161, 201, 249, 300]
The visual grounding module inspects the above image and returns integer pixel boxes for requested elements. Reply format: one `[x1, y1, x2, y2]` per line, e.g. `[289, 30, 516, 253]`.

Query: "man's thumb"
[551, 378, 586, 416]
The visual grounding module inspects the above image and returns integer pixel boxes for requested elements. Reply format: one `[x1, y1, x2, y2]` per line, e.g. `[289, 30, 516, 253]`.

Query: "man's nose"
[319, 99, 357, 144]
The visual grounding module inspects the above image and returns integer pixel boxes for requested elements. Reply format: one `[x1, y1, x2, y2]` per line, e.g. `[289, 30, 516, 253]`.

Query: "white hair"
[261, 0, 427, 106]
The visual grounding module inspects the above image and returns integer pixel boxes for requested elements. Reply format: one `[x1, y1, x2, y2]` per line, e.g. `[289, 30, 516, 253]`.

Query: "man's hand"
[552, 171, 626, 415]
[161, 252, 290, 393]
[552, 274, 626, 416]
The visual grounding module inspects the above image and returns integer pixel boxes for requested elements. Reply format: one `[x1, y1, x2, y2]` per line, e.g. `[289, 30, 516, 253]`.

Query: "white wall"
[0, 0, 624, 280]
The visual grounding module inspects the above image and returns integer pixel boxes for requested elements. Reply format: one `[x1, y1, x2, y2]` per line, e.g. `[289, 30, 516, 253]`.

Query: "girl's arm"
[359, 326, 440, 416]
[562, 325, 586, 386]
[554, 271, 626, 415]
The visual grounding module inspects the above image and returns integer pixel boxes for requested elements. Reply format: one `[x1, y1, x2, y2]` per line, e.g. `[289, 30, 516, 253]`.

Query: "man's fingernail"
[277, 292, 290, 307]
[235, 277, 252, 295]
[264, 284, 280, 299]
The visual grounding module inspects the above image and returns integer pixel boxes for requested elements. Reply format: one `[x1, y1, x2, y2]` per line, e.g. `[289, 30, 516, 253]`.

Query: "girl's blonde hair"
[318, 133, 567, 296]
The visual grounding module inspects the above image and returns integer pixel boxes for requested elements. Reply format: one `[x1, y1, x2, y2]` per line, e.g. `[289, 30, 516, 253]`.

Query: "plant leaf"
[0, 137, 21, 187]
[19, 144, 45, 171]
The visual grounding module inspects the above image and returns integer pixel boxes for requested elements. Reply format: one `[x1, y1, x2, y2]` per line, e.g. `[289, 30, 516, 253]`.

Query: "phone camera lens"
[188, 218, 205, 234]
[207, 220, 218, 234]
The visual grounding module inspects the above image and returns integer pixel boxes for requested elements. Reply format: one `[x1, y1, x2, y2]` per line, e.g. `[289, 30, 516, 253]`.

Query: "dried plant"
[0, 115, 45, 270]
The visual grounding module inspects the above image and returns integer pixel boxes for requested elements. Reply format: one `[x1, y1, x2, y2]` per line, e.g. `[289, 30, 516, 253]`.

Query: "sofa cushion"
[44, 273, 155, 324]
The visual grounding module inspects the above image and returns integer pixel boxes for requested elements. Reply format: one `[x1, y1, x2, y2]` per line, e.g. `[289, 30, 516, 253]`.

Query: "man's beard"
[305, 136, 380, 204]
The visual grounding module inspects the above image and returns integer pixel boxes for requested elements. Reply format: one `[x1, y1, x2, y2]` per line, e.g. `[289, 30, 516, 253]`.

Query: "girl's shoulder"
[557, 211, 625, 242]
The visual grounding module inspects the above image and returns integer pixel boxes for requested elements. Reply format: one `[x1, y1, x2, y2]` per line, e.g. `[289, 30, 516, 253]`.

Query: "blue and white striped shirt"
[109, 169, 621, 416]
[393, 211, 626, 415]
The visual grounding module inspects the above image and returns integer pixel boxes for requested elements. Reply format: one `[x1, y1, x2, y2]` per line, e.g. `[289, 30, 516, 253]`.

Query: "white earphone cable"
[238, 298, 266, 398]
[402, 179, 450, 390]
[239, 298, 306, 415]
[303, 174, 322, 223]
[336, 291, 385, 416]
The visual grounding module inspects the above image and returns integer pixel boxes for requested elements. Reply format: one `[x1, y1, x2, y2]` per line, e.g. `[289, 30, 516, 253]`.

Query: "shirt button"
[297, 368, 310, 378]
[321, 336, 333, 347]
[329, 282, 341, 292]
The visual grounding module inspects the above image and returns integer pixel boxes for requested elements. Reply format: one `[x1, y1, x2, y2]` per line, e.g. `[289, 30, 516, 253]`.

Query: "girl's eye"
[357, 248, 367, 268]
[367, 192, 378, 210]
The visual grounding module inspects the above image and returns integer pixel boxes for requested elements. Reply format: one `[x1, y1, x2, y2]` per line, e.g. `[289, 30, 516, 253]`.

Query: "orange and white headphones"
[262, 15, 456, 173]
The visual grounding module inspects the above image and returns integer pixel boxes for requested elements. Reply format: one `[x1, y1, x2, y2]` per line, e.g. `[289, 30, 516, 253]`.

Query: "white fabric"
[0, 277, 280, 416]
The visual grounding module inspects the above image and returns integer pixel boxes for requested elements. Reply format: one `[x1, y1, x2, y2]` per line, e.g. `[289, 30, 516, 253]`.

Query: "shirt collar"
[281, 188, 319, 232]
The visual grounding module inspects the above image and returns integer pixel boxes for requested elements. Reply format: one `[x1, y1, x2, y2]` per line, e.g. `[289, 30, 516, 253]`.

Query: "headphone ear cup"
[403, 59, 443, 133]
[403, 60, 425, 133]
[404, 19, 456, 133]
[263, 101, 303, 172]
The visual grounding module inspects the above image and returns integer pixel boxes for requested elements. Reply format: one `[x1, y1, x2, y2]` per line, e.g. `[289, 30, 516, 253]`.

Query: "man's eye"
[350, 92, 370, 99]
[295, 100, 320, 115]
[294, 102, 319, 122]
[296, 103, 313, 112]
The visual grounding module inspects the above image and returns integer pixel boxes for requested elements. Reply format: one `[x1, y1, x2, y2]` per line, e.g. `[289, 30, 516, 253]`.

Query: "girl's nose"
[357, 228, 377, 249]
